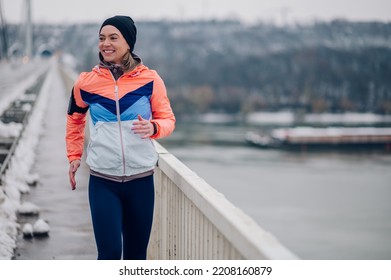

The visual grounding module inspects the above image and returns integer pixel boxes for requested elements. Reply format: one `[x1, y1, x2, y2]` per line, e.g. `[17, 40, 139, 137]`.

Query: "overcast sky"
[3, 0, 391, 25]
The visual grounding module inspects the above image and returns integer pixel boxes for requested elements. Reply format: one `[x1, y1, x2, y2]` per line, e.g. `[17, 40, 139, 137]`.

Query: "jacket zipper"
[112, 77, 127, 177]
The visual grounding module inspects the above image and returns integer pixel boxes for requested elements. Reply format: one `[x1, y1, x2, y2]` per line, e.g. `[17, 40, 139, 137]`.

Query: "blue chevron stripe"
[80, 89, 116, 115]
[89, 103, 117, 124]
[80, 81, 153, 124]
[119, 81, 153, 114]
[120, 96, 152, 121]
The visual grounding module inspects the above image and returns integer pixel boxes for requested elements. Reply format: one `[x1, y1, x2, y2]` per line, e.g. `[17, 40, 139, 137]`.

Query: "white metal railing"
[148, 142, 298, 260]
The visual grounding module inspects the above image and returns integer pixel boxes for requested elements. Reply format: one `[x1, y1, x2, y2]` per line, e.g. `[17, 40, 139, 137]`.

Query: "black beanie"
[99, 15, 137, 52]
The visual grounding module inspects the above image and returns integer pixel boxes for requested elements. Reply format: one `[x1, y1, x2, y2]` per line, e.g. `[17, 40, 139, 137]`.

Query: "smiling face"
[99, 25, 130, 64]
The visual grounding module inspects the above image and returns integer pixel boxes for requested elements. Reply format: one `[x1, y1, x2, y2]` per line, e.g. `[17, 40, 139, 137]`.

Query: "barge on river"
[245, 127, 391, 150]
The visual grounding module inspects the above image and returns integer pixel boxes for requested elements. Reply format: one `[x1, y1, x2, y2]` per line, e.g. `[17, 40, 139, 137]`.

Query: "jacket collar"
[93, 62, 147, 78]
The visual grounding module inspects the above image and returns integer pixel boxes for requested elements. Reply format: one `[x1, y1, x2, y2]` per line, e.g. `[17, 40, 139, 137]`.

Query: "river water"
[159, 122, 391, 260]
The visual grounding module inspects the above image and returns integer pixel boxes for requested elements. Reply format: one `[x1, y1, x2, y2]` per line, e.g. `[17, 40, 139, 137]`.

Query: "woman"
[66, 15, 175, 260]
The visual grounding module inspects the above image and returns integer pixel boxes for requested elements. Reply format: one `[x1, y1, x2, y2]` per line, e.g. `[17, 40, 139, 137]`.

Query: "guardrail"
[148, 142, 298, 260]
[0, 67, 48, 182]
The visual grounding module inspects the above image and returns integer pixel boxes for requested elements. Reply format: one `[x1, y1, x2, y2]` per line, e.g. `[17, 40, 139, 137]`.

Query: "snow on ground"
[0, 60, 54, 259]
[0, 122, 23, 138]
[18, 202, 40, 216]
[32, 219, 50, 236]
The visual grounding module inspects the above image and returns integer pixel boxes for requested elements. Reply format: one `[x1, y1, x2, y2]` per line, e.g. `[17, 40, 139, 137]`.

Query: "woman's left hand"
[132, 115, 154, 139]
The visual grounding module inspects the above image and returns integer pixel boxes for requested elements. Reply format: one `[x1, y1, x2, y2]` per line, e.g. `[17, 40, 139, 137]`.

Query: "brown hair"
[122, 50, 138, 72]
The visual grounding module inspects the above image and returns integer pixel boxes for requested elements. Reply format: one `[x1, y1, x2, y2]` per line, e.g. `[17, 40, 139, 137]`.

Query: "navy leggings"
[88, 174, 155, 260]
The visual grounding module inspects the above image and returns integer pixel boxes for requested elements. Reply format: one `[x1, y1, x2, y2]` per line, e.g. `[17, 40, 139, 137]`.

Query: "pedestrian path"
[13, 63, 96, 260]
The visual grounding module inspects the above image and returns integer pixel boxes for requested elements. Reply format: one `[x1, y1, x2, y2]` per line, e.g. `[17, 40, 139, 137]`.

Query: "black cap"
[99, 15, 137, 52]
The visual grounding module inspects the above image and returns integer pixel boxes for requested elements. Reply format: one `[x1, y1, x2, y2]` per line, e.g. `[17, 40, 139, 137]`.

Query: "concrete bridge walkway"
[13, 62, 96, 260]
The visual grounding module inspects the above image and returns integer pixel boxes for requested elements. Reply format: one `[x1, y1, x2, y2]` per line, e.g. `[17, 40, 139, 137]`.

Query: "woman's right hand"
[69, 159, 81, 190]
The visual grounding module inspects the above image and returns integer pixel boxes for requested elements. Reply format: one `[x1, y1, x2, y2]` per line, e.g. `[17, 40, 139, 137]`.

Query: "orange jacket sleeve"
[66, 80, 89, 163]
[150, 73, 176, 139]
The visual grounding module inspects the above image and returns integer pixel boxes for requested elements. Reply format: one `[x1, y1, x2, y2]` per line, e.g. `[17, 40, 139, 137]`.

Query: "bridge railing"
[148, 142, 298, 260]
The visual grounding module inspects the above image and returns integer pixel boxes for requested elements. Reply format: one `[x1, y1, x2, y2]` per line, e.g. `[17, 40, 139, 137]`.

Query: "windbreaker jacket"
[66, 64, 175, 177]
